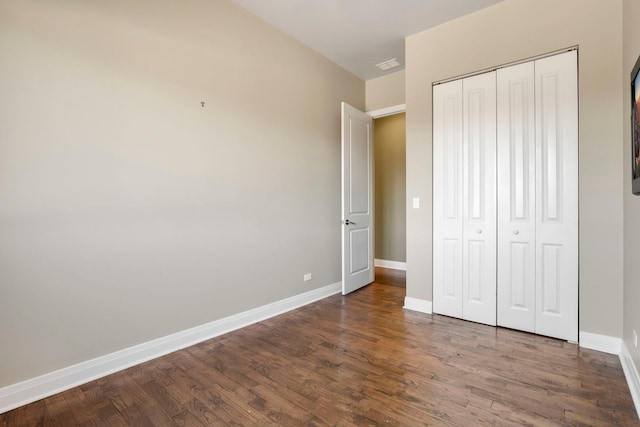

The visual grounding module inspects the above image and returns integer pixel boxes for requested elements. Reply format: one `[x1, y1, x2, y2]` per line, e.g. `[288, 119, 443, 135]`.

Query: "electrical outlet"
[633, 330, 638, 348]
[304, 273, 312, 282]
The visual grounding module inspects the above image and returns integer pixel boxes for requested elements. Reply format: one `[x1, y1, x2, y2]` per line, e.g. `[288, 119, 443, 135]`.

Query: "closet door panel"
[497, 62, 536, 332]
[433, 80, 464, 318]
[462, 72, 497, 326]
[535, 51, 578, 342]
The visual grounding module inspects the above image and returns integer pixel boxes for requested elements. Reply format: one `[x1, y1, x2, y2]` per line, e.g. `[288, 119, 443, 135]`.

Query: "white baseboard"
[0, 282, 341, 415]
[374, 259, 407, 270]
[620, 340, 640, 421]
[403, 297, 432, 314]
[579, 331, 622, 355]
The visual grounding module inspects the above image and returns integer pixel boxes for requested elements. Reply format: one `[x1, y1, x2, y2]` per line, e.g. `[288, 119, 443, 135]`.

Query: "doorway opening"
[373, 112, 406, 275]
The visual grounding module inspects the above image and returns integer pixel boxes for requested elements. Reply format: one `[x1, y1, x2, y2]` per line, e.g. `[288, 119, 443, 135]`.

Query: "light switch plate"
[412, 197, 420, 209]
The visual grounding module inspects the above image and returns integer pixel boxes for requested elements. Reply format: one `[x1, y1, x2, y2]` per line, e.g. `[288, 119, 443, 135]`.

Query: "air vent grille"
[375, 58, 401, 71]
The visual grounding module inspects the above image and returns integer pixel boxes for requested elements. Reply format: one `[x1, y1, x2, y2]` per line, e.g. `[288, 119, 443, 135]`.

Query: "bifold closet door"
[534, 51, 578, 342]
[433, 79, 463, 319]
[433, 73, 496, 326]
[497, 61, 536, 332]
[434, 50, 577, 339]
[497, 51, 578, 341]
[461, 72, 497, 326]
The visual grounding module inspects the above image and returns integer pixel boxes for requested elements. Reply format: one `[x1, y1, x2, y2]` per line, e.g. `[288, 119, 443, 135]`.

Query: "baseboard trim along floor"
[0, 282, 341, 414]
[374, 259, 406, 271]
[620, 340, 640, 422]
[3, 282, 639, 421]
[579, 331, 622, 355]
[403, 297, 432, 314]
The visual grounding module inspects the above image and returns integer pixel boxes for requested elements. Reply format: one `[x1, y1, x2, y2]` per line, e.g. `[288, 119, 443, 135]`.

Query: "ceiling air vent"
[375, 58, 401, 71]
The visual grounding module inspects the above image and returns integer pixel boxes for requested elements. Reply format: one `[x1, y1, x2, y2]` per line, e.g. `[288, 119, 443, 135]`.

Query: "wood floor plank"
[31, 392, 78, 427]
[1, 268, 638, 426]
[0, 399, 45, 427]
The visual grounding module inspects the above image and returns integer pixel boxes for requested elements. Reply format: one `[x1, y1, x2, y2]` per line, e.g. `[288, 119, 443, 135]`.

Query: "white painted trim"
[620, 340, 640, 421]
[0, 282, 342, 414]
[579, 331, 622, 355]
[374, 259, 406, 270]
[367, 103, 406, 119]
[403, 297, 432, 314]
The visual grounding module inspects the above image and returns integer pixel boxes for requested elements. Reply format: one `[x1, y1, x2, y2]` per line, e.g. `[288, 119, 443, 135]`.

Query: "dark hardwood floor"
[1, 268, 638, 426]
[373, 266, 406, 288]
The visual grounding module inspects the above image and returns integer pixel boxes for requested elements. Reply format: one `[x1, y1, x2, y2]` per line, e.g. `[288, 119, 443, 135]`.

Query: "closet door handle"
[513, 230, 520, 235]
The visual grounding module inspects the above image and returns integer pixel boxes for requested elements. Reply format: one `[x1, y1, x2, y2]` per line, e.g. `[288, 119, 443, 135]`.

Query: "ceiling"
[232, 0, 505, 81]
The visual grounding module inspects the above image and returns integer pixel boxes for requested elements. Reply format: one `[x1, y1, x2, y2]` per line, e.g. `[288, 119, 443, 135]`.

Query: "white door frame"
[367, 103, 407, 273]
[367, 104, 406, 119]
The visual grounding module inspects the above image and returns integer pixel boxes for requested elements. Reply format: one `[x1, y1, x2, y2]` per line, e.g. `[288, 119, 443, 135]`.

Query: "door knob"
[476, 229, 482, 234]
[344, 219, 356, 225]
[513, 230, 520, 235]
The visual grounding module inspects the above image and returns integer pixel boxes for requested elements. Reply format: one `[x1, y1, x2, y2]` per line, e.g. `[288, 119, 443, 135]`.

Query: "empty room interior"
[2, 0, 640, 425]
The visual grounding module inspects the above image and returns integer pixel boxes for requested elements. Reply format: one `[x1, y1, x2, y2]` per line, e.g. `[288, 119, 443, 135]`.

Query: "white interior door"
[341, 102, 374, 295]
[433, 80, 464, 318]
[497, 61, 536, 332]
[462, 72, 497, 326]
[534, 51, 578, 342]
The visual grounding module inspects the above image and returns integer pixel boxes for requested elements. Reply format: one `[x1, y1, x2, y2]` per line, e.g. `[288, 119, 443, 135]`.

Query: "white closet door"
[462, 72, 497, 326]
[497, 62, 536, 332]
[433, 80, 464, 318]
[535, 51, 578, 341]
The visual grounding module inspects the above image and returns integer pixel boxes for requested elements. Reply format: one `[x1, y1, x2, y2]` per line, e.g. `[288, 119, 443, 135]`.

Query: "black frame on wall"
[631, 53, 640, 195]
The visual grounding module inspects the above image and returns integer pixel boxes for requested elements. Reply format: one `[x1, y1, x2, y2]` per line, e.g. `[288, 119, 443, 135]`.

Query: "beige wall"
[374, 114, 406, 262]
[0, 0, 364, 387]
[405, 0, 624, 337]
[366, 70, 405, 112]
[623, 0, 640, 374]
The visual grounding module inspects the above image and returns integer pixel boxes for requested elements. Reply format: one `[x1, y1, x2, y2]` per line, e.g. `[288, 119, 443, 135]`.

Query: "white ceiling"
[232, 0, 505, 81]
